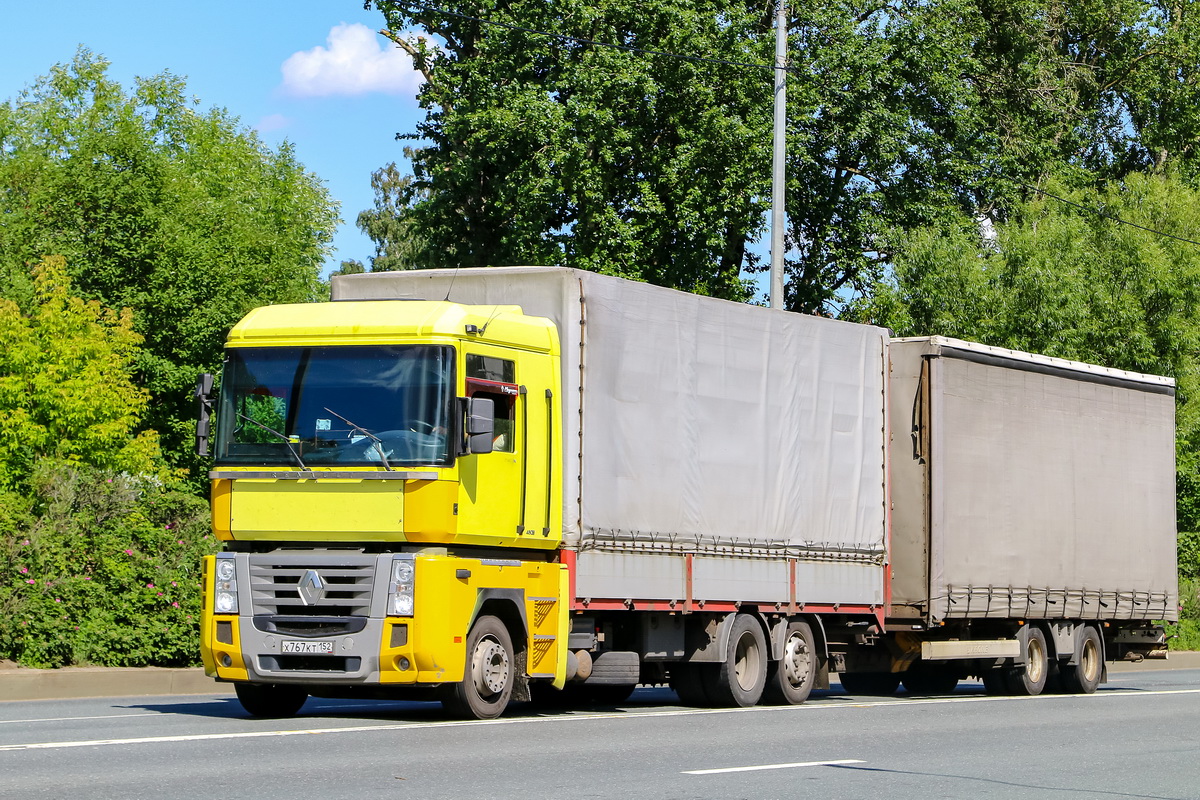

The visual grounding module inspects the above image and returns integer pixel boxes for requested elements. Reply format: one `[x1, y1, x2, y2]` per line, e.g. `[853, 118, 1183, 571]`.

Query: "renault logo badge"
[297, 570, 326, 605]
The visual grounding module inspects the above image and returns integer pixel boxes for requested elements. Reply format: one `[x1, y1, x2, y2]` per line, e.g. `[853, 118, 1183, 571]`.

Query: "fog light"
[220, 653, 232, 667]
[215, 591, 237, 614]
[397, 656, 411, 671]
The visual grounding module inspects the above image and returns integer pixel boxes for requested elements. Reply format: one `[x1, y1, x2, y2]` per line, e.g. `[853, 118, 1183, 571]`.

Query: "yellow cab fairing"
[215, 300, 563, 550]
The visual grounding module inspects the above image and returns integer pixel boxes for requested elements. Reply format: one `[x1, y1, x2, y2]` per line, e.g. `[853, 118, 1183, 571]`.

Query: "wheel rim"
[1080, 637, 1100, 682]
[733, 631, 762, 692]
[782, 632, 812, 689]
[1026, 637, 1046, 684]
[472, 635, 510, 697]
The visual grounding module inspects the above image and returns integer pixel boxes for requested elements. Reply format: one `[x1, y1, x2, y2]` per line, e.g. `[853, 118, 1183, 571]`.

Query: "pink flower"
[171, 601, 180, 607]
[54, 598, 61, 603]
[25, 579, 34, 584]
[147, 583, 155, 588]
[19, 567, 27, 574]
[124, 549, 133, 555]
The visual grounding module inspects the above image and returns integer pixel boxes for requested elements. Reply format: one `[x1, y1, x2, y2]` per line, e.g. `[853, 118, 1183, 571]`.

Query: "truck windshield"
[215, 345, 455, 468]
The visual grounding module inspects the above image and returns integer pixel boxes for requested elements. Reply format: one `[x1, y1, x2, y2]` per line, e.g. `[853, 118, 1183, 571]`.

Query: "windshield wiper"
[323, 407, 394, 471]
[235, 411, 309, 471]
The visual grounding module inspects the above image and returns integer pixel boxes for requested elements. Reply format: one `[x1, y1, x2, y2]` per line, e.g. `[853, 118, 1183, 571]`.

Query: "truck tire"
[901, 663, 959, 695]
[706, 614, 768, 707]
[1059, 625, 1103, 694]
[670, 663, 714, 707]
[442, 615, 515, 720]
[763, 620, 817, 705]
[1005, 626, 1049, 696]
[234, 683, 308, 718]
[838, 671, 900, 696]
[981, 669, 1008, 695]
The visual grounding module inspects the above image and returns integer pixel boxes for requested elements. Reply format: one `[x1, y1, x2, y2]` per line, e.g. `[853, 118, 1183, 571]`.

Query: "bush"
[1166, 577, 1200, 651]
[0, 462, 218, 667]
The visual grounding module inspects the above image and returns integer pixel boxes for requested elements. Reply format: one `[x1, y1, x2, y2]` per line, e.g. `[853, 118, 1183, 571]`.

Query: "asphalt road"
[3, 669, 1199, 800]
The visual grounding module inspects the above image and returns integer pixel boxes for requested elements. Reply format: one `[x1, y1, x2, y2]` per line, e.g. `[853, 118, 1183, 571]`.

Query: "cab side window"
[466, 354, 517, 453]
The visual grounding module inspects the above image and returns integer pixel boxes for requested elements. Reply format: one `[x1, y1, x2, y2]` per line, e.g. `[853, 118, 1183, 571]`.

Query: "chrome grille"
[248, 553, 376, 617]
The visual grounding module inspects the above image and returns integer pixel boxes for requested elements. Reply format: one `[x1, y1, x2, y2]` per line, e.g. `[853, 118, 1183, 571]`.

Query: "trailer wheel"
[670, 663, 713, 707]
[901, 663, 959, 695]
[707, 614, 767, 707]
[764, 620, 817, 705]
[442, 615, 514, 720]
[1005, 626, 1049, 696]
[981, 669, 1008, 695]
[234, 683, 308, 718]
[838, 671, 900, 696]
[1059, 626, 1103, 694]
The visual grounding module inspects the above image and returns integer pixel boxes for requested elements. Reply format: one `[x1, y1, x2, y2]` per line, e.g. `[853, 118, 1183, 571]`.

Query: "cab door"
[458, 349, 523, 539]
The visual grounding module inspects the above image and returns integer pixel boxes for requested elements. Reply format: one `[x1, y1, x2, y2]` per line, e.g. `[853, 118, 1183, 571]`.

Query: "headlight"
[388, 557, 415, 617]
[213, 555, 238, 614]
[392, 560, 415, 584]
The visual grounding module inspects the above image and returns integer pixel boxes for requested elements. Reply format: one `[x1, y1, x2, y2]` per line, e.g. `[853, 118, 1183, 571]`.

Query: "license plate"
[281, 639, 335, 654]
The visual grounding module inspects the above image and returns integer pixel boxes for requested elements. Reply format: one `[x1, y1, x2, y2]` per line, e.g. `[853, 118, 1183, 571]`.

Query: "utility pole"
[769, 0, 787, 310]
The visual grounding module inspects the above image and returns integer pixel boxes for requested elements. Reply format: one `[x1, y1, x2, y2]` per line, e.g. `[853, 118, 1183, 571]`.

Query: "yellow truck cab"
[198, 299, 568, 719]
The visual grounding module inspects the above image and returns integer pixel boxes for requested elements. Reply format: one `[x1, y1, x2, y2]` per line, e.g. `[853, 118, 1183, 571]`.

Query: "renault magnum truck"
[197, 267, 1175, 718]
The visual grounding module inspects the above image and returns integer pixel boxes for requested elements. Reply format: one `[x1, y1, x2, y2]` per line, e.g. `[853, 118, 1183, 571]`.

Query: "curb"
[2, 652, 1198, 703]
[0, 667, 229, 703]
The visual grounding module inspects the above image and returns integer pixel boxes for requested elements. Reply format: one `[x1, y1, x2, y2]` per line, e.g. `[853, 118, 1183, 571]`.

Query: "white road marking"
[0, 713, 158, 726]
[684, 759, 865, 775]
[2, 687, 1199, 753]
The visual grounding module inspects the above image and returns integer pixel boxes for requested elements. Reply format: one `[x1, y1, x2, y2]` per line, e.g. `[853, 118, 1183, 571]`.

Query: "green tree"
[373, 0, 772, 300]
[0, 257, 163, 491]
[368, 0, 1200, 312]
[356, 159, 429, 272]
[0, 49, 339, 474]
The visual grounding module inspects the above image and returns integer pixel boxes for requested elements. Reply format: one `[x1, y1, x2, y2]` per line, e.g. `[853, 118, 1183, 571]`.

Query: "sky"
[0, 0, 425, 276]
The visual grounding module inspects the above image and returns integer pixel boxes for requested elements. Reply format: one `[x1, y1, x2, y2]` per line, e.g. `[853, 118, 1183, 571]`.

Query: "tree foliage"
[0, 49, 339, 471]
[0, 257, 163, 491]
[372, 0, 773, 300]
[859, 172, 1200, 553]
[367, 0, 1200, 312]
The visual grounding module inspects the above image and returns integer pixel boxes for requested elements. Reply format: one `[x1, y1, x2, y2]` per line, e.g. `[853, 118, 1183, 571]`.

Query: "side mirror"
[195, 373, 214, 457]
[465, 397, 494, 455]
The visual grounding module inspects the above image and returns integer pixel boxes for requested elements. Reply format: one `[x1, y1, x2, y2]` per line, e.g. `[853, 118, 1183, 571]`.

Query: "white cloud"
[281, 23, 422, 98]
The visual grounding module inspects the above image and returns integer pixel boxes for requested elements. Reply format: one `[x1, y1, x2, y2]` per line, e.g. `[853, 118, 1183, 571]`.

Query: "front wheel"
[234, 683, 308, 718]
[442, 615, 515, 720]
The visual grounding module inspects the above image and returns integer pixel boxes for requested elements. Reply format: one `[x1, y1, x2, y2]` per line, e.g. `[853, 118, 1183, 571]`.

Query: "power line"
[1019, 181, 1200, 248]
[389, 1, 791, 73]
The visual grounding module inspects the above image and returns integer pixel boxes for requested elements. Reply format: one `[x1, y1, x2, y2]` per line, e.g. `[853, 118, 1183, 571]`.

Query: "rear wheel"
[1059, 626, 1103, 694]
[234, 683, 308, 718]
[1005, 626, 1049, 696]
[764, 621, 817, 705]
[442, 615, 515, 720]
[670, 663, 713, 707]
[981, 669, 1008, 695]
[838, 671, 900, 696]
[706, 614, 768, 707]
